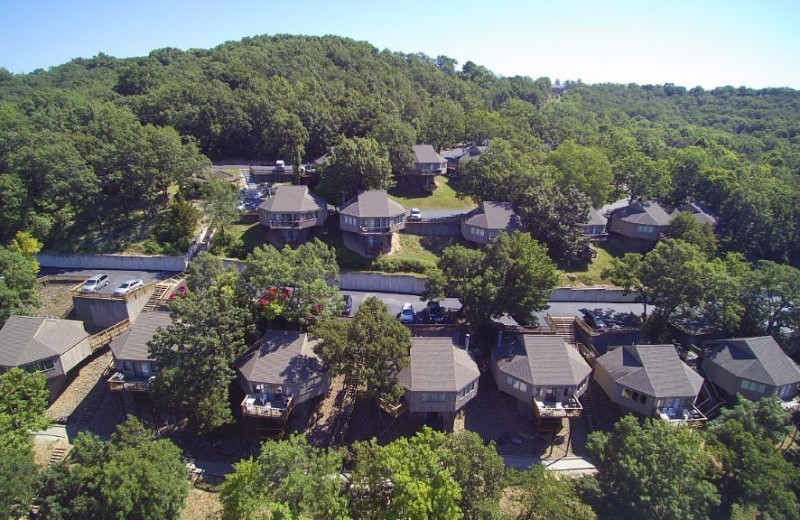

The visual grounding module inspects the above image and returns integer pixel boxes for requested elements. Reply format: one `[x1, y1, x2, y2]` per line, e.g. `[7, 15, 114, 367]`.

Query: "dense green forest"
[1, 33, 800, 266]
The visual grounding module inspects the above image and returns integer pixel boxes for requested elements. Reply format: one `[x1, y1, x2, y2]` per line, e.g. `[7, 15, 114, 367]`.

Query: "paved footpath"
[503, 454, 597, 474]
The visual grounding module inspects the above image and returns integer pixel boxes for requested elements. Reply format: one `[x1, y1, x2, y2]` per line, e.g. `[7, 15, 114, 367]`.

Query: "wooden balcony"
[656, 406, 707, 425]
[533, 397, 583, 419]
[241, 393, 294, 419]
[378, 397, 409, 418]
[108, 372, 153, 392]
[269, 218, 317, 230]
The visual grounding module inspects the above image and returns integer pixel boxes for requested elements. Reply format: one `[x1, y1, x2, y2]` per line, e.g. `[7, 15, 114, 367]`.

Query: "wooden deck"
[88, 319, 131, 351]
[533, 397, 584, 419]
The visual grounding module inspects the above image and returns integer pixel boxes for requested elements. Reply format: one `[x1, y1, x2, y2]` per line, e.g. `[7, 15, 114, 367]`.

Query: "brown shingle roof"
[463, 201, 520, 231]
[339, 190, 406, 218]
[494, 334, 591, 387]
[596, 344, 703, 398]
[258, 185, 327, 213]
[236, 330, 326, 386]
[110, 312, 172, 362]
[615, 201, 673, 227]
[412, 144, 446, 165]
[704, 336, 800, 387]
[398, 337, 479, 392]
[0, 316, 89, 367]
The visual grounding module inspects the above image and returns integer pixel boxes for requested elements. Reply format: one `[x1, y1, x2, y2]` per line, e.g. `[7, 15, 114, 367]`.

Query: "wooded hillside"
[1, 34, 799, 265]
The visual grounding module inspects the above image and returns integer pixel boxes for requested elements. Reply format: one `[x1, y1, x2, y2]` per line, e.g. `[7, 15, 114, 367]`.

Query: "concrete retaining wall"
[549, 287, 639, 303]
[38, 253, 187, 272]
[403, 221, 460, 237]
[340, 272, 427, 295]
[73, 284, 155, 330]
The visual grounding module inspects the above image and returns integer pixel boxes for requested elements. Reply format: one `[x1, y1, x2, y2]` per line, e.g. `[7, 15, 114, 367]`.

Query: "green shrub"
[372, 255, 433, 274]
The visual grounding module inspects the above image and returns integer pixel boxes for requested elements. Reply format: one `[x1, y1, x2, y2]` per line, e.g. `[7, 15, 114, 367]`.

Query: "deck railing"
[241, 394, 294, 419]
[533, 396, 584, 418]
[107, 372, 154, 392]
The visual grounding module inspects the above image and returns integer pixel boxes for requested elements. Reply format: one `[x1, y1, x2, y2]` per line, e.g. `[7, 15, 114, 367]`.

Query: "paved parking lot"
[39, 268, 178, 295]
[339, 291, 461, 322]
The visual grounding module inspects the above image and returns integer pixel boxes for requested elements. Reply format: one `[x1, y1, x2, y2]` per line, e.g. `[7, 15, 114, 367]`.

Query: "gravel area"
[37, 280, 77, 318]
[180, 488, 222, 520]
[46, 350, 114, 422]
[297, 375, 345, 446]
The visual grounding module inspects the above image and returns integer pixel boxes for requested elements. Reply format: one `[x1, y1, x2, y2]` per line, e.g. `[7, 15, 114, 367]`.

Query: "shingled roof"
[236, 330, 326, 386]
[0, 316, 89, 367]
[258, 185, 327, 213]
[597, 344, 703, 398]
[494, 335, 591, 387]
[110, 311, 171, 362]
[614, 200, 673, 227]
[463, 201, 520, 232]
[704, 336, 800, 387]
[412, 144, 446, 165]
[398, 337, 479, 392]
[584, 207, 608, 227]
[673, 202, 717, 226]
[339, 190, 406, 218]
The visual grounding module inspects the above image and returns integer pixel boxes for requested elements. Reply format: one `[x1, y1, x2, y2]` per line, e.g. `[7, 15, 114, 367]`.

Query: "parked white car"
[81, 274, 109, 293]
[400, 303, 415, 324]
[114, 279, 143, 296]
[408, 208, 422, 221]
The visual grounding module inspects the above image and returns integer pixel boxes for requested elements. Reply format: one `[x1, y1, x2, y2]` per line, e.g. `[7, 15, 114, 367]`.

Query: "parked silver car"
[114, 279, 144, 296]
[81, 274, 109, 293]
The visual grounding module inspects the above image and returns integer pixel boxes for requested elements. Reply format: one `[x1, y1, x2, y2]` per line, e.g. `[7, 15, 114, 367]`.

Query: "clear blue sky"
[1, 0, 799, 89]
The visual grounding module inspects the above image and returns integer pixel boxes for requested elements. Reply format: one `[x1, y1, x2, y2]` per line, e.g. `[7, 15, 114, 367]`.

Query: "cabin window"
[636, 225, 655, 233]
[420, 393, 446, 403]
[300, 376, 323, 395]
[740, 379, 767, 395]
[506, 375, 528, 393]
[622, 388, 647, 404]
[458, 381, 476, 399]
[122, 361, 132, 371]
[24, 358, 55, 373]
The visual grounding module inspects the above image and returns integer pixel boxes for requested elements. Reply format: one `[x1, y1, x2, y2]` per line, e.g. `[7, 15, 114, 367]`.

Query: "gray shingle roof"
[412, 144, 446, 165]
[675, 202, 717, 226]
[493, 335, 591, 387]
[339, 190, 406, 218]
[463, 201, 520, 231]
[584, 207, 608, 227]
[597, 344, 703, 398]
[398, 337, 479, 392]
[236, 330, 326, 386]
[704, 336, 800, 387]
[615, 201, 673, 227]
[0, 316, 89, 367]
[258, 185, 327, 213]
[110, 312, 172, 362]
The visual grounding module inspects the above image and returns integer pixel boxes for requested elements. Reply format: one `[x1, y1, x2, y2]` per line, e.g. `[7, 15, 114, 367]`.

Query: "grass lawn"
[393, 234, 456, 268]
[223, 216, 270, 258]
[388, 176, 476, 210]
[558, 241, 623, 287]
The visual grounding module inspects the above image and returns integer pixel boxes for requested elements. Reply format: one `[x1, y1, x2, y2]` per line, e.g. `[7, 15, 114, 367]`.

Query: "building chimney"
[464, 334, 470, 351]
[497, 330, 503, 348]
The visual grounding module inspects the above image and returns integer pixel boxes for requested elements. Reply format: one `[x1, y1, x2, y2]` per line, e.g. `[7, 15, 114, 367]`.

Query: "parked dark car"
[426, 301, 445, 324]
[341, 295, 353, 316]
[580, 308, 607, 330]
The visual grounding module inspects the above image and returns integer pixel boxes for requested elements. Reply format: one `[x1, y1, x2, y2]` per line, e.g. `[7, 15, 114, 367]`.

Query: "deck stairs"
[142, 273, 186, 312]
[48, 445, 68, 466]
[549, 316, 577, 344]
[331, 371, 360, 447]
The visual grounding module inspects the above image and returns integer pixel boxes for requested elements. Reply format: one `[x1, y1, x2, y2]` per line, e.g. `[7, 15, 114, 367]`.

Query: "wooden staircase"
[330, 372, 359, 447]
[142, 273, 187, 312]
[88, 319, 131, 351]
[48, 445, 68, 466]
[549, 315, 577, 344]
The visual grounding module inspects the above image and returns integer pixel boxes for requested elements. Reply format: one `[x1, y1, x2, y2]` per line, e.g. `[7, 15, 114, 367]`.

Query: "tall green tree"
[316, 136, 393, 204]
[665, 211, 718, 258]
[420, 98, 465, 152]
[546, 141, 613, 207]
[242, 240, 341, 326]
[0, 245, 41, 326]
[220, 434, 348, 520]
[585, 416, 719, 520]
[369, 114, 416, 176]
[203, 176, 240, 241]
[35, 416, 189, 520]
[148, 280, 251, 433]
[427, 232, 558, 326]
[613, 151, 671, 201]
[507, 466, 596, 520]
[349, 427, 462, 520]
[311, 296, 410, 401]
[263, 109, 309, 170]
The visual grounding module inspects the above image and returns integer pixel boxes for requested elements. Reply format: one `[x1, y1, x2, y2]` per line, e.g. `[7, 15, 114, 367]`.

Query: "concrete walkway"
[503, 454, 597, 473]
